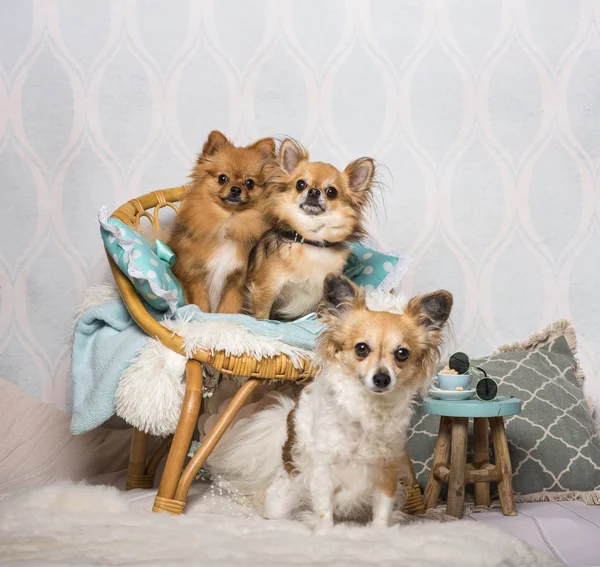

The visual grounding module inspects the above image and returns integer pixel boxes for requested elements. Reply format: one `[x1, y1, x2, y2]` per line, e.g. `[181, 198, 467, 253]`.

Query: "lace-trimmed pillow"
[345, 241, 411, 292]
[99, 206, 184, 316]
[100, 202, 411, 317]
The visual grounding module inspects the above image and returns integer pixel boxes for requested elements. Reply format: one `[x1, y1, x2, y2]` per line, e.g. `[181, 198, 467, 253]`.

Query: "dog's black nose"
[230, 186, 241, 197]
[307, 188, 320, 198]
[373, 372, 391, 390]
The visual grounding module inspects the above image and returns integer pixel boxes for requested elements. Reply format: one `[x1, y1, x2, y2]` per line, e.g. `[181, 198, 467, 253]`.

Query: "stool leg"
[447, 417, 468, 518]
[424, 416, 452, 510]
[490, 416, 517, 516]
[473, 417, 490, 507]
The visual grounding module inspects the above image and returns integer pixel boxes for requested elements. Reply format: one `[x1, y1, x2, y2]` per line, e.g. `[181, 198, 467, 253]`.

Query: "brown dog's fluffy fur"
[245, 139, 375, 320]
[169, 131, 276, 313]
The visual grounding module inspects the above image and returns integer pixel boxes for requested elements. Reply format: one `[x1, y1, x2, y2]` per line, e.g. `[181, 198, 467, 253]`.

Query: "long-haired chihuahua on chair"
[208, 275, 453, 531]
[169, 130, 276, 313]
[245, 139, 375, 320]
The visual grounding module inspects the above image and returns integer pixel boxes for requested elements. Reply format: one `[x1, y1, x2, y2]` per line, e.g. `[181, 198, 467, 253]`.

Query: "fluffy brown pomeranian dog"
[169, 131, 276, 313]
[245, 139, 376, 320]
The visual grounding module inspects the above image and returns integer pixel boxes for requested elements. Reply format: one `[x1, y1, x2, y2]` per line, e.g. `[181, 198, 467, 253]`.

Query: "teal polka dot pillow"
[344, 241, 411, 292]
[99, 206, 184, 316]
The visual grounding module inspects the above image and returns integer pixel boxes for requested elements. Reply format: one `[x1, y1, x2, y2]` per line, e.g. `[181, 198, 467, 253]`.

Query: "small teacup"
[436, 373, 471, 391]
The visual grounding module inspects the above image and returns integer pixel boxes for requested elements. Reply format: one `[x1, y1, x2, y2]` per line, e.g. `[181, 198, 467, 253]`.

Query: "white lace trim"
[360, 236, 412, 294]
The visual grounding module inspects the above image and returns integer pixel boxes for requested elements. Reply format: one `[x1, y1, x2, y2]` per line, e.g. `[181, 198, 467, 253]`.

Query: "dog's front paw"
[314, 515, 334, 536]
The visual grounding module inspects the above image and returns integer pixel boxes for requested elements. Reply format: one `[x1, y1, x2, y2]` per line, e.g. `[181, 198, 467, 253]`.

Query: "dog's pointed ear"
[344, 158, 375, 205]
[320, 274, 364, 318]
[279, 139, 308, 173]
[406, 290, 453, 396]
[405, 290, 453, 332]
[248, 137, 276, 159]
[202, 130, 231, 157]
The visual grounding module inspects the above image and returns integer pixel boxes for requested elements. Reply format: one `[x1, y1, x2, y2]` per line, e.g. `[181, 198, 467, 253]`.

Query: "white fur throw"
[0, 482, 559, 566]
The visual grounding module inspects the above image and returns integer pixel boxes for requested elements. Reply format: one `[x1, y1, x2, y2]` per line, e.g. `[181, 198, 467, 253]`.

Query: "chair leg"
[146, 435, 173, 476]
[490, 416, 517, 516]
[423, 416, 452, 510]
[126, 428, 155, 490]
[173, 378, 261, 504]
[446, 417, 468, 518]
[399, 451, 426, 515]
[473, 417, 491, 507]
[153, 359, 203, 514]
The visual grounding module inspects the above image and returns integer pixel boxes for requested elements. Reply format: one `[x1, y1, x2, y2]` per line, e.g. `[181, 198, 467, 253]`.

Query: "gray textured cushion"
[408, 336, 600, 497]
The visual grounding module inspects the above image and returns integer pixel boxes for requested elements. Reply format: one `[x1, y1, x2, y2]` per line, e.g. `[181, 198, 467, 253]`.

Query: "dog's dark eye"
[394, 348, 410, 362]
[244, 179, 255, 190]
[325, 187, 338, 199]
[296, 179, 307, 192]
[354, 342, 370, 358]
[218, 174, 228, 185]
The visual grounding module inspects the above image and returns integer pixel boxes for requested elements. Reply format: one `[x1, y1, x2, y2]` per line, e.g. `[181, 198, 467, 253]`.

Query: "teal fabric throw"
[70, 300, 325, 434]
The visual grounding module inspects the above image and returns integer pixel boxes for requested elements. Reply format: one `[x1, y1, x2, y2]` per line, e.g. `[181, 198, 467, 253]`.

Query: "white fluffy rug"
[0, 483, 559, 566]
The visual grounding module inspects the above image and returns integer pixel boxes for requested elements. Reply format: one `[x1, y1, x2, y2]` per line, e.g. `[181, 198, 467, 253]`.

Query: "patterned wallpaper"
[1, 0, 599, 412]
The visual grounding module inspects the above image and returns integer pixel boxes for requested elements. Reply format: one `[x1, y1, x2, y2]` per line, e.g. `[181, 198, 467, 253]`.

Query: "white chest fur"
[291, 369, 413, 513]
[296, 379, 411, 461]
[272, 245, 346, 320]
[206, 239, 243, 312]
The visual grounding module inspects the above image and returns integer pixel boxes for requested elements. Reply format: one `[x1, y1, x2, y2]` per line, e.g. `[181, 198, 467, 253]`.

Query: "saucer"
[428, 386, 475, 401]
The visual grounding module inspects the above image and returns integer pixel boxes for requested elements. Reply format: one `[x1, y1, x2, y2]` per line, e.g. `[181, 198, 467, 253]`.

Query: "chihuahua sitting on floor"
[208, 275, 453, 531]
[245, 139, 375, 320]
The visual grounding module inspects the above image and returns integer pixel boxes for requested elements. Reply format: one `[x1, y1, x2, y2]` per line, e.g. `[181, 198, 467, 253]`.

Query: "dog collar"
[278, 228, 335, 248]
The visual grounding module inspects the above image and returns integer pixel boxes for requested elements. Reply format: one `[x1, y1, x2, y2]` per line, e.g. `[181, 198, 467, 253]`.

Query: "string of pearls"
[188, 441, 256, 519]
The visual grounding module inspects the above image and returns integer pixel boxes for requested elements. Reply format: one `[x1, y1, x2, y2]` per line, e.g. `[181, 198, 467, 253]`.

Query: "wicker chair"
[107, 186, 426, 516]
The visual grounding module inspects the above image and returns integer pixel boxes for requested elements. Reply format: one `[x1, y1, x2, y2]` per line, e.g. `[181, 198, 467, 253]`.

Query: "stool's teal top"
[423, 396, 522, 418]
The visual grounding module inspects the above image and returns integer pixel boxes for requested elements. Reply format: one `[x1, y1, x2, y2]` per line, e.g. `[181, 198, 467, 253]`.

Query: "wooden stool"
[423, 396, 521, 518]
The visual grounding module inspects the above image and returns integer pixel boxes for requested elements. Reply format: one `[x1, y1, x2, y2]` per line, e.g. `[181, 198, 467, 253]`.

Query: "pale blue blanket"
[70, 299, 322, 434]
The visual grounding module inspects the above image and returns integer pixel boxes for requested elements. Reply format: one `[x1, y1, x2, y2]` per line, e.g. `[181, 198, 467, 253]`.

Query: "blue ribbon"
[155, 239, 176, 266]
[343, 253, 365, 279]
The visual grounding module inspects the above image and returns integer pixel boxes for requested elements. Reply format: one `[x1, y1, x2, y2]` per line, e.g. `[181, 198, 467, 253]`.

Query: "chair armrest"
[107, 253, 209, 362]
